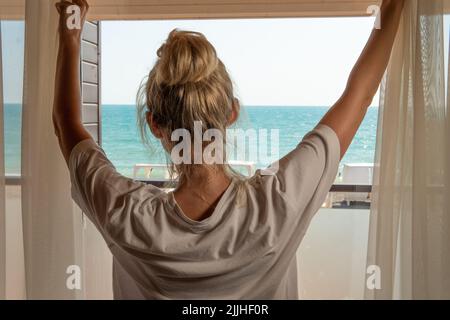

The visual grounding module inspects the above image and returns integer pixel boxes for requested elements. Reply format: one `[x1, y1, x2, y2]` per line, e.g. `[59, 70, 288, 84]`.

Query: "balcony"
[4, 178, 370, 299]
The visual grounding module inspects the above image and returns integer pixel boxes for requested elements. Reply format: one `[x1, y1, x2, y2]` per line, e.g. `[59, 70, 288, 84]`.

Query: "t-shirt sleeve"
[256, 124, 340, 235]
[68, 139, 152, 235]
[278, 124, 340, 207]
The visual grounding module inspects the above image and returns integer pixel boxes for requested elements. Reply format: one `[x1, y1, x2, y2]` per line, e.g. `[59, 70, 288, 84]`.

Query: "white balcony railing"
[4, 180, 370, 299]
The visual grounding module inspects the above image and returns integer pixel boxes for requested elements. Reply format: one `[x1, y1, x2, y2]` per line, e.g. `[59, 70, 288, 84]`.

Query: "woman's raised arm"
[53, 0, 91, 164]
[319, 0, 405, 159]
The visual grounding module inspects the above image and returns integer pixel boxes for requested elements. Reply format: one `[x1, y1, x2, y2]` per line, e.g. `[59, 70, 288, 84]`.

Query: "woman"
[53, 0, 404, 299]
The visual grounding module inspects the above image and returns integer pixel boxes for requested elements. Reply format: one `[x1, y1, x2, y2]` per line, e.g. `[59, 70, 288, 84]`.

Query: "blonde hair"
[137, 29, 242, 185]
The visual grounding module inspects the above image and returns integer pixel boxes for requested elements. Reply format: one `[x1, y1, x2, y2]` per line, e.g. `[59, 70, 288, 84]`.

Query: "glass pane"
[1, 21, 24, 176]
[100, 20, 376, 300]
[101, 18, 378, 186]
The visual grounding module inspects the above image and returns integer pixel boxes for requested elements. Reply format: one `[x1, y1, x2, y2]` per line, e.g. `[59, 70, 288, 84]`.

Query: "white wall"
[5, 185, 25, 299]
[297, 208, 370, 299]
[6, 186, 370, 299]
[5, 186, 113, 300]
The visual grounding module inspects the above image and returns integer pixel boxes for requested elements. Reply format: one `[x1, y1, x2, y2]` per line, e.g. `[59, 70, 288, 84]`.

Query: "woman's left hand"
[56, 0, 89, 47]
[53, 0, 92, 164]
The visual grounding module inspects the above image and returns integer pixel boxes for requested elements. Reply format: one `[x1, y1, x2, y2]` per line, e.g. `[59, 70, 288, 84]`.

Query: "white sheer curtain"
[22, 0, 81, 299]
[21, 0, 111, 299]
[0, 22, 6, 300]
[366, 0, 450, 299]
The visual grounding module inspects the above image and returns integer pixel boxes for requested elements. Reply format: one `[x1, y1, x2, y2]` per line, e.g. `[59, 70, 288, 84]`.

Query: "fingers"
[72, 0, 89, 12]
[55, 0, 89, 37]
[72, 0, 89, 20]
[55, 0, 89, 16]
[55, 0, 73, 13]
[55, 1, 72, 17]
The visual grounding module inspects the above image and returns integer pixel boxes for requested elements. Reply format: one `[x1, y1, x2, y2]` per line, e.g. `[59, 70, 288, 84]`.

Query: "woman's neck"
[183, 167, 231, 196]
[173, 167, 232, 221]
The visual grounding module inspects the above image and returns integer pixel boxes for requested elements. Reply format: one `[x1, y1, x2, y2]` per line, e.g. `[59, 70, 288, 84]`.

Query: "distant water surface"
[4, 104, 378, 177]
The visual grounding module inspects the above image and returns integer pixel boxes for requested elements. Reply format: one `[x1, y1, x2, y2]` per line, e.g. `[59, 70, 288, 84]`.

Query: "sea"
[4, 104, 378, 177]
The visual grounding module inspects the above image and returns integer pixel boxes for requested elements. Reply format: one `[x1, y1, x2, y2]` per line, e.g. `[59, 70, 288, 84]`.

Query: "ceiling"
[1, 0, 450, 20]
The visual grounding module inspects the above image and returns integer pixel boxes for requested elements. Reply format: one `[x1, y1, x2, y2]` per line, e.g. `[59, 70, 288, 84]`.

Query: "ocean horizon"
[5, 104, 378, 177]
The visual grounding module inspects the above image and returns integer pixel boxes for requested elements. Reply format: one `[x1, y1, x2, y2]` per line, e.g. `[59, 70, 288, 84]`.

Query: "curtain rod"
[1, 0, 418, 20]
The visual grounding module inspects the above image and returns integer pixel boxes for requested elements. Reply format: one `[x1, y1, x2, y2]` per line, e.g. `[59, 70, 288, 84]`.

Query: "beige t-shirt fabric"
[69, 124, 340, 299]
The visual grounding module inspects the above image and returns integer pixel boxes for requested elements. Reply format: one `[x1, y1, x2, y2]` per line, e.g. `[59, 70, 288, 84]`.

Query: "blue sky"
[3, 16, 450, 106]
[1, 21, 24, 104]
[101, 17, 378, 107]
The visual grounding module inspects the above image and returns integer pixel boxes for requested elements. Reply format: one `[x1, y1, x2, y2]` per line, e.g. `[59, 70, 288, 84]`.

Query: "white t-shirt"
[69, 124, 340, 299]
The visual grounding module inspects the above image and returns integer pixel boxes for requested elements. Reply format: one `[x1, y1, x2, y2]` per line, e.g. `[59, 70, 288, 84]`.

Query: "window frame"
[2, 0, 450, 20]
[3, 0, 379, 20]
[12, 0, 441, 202]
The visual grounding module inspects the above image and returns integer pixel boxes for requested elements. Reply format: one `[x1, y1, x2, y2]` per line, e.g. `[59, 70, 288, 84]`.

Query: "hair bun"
[155, 29, 219, 85]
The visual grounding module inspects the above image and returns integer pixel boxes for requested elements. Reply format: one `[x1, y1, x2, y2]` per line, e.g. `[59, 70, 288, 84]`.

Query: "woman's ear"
[147, 112, 164, 139]
[228, 98, 240, 126]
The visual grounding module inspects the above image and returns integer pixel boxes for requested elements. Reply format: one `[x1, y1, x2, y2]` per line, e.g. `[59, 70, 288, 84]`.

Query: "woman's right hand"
[319, 0, 405, 159]
[55, 0, 89, 48]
